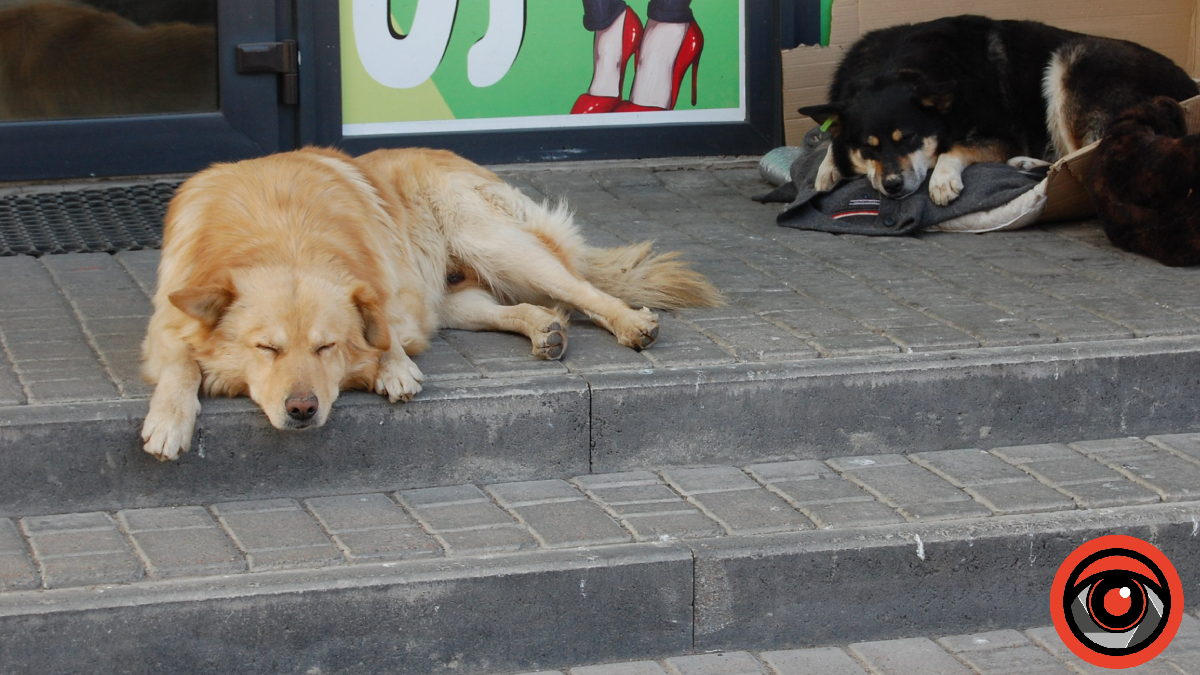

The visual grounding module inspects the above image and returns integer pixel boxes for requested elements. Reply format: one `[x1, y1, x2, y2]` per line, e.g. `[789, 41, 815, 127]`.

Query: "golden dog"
[141, 147, 722, 460]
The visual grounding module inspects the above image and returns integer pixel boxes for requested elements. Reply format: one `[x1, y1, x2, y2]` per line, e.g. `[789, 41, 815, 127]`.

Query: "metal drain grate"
[0, 181, 181, 256]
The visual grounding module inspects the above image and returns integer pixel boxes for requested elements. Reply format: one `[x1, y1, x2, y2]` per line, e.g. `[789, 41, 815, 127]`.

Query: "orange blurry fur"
[0, 1, 216, 120]
[141, 147, 722, 460]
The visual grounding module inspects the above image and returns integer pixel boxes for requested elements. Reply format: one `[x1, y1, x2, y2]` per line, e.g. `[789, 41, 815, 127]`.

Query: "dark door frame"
[0, 0, 289, 182]
[299, 0, 782, 164]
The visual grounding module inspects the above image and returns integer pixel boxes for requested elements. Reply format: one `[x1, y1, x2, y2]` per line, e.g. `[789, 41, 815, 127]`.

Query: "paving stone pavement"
[6, 158, 1200, 406]
[501, 612, 1200, 675]
[0, 431, 1197, 590]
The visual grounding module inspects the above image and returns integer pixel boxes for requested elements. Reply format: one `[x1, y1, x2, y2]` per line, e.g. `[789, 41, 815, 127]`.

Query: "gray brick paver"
[486, 479, 631, 548]
[412, 335, 483, 382]
[1070, 438, 1200, 501]
[117, 506, 246, 579]
[396, 484, 537, 555]
[1146, 434, 1200, 466]
[0, 255, 119, 403]
[1025, 626, 1180, 675]
[113, 249, 160, 297]
[0, 352, 24, 405]
[928, 234, 1200, 338]
[768, 233, 1041, 347]
[746, 460, 903, 528]
[439, 330, 569, 378]
[660, 467, 812, 535]
[759, 648, 868, 675]
[559, 321, 655, 373]
[572, 472, 722, 540]
[20, 511, 144, 588]
[827, 455, 992, 521]
[673, 307, 821, 362]
[939, 629, 1074, 675]
[911, 449, 1076, 515]
[1157, 614, 1200, 673]
[866, 235, 1133, 343]
[0, 518, 38, 591]
[663, 651, 766, 675]
[638, 313, 736, 368]
[212, 499, 342, 571]
[39, 253, 152, 398]
[848, 637, 973, 675]
[304, 494, 441, 562]
[571, 663, 668, 675]
[1026, 228, 1200, 322]
[991, 443, 1160, 509]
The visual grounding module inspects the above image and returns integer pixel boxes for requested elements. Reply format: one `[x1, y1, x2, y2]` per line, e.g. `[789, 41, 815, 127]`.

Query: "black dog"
[1089, 97, 1200, 266]
[799, 15, 1198, 205]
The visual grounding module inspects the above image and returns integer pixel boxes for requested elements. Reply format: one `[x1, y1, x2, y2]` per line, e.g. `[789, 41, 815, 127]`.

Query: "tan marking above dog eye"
[892, 129, 904, 142]
[867, 135, 880, 147]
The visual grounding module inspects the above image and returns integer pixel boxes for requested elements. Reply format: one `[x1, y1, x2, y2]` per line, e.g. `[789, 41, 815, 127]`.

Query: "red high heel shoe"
[571, 7, 643, 114]
[614, 20, 703, 112]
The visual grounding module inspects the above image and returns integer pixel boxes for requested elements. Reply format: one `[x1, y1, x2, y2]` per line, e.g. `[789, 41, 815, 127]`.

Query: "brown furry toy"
[1087, 96, 1200, 266]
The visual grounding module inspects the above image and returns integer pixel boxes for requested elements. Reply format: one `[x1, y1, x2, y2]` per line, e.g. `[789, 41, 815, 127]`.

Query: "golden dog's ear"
[352, 285, 391, 351]
[169, 285, 235, 329]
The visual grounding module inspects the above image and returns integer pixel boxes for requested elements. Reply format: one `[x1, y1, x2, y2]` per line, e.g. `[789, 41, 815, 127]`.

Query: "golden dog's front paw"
[532, 321, 568, 360]
[375, 353, 425, 403]
[929, 165, 964, 205]
[141, 395, 200, 461]
[614, 308, 660, 351]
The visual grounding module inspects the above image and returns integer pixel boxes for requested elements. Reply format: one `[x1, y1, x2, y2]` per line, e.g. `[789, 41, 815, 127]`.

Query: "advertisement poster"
[340, 0, 745, 137]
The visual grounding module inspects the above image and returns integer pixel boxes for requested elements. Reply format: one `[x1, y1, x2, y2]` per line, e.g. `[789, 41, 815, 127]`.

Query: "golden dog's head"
[169, 267, 390, 430]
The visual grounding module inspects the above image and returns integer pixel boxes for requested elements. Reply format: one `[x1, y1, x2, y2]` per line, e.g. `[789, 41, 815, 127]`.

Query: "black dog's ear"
[798, 103, 844, 137]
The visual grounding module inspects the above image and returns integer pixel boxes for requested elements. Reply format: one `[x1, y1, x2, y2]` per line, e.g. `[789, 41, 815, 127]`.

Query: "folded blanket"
[756, 128, 1050, 235]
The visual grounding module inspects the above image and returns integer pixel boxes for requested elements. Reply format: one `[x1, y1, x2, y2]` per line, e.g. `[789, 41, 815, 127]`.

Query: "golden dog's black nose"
[286, 393, 318, 421]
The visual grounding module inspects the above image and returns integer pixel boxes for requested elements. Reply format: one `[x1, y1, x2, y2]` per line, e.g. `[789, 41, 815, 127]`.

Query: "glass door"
[0, 0, 291, 181]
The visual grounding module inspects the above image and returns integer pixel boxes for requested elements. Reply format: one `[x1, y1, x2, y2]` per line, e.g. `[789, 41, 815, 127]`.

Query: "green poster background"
[341, 0, 743, 126]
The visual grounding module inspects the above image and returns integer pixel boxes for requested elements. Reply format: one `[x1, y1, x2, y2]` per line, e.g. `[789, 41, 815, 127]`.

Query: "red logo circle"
[1051, 535, 1184, 668]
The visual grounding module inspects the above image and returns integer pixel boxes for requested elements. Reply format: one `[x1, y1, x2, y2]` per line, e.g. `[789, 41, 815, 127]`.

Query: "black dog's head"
[800, 74, 955, 198]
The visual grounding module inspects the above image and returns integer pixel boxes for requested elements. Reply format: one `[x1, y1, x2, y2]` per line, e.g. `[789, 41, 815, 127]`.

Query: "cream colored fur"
[141, 147, 722, 460]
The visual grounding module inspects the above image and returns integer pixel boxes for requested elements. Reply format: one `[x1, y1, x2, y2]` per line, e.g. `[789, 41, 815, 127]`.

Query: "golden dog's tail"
[580, 242, 724, 310]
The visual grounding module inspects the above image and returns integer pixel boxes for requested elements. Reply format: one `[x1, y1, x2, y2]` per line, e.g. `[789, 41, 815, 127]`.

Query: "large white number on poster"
[468, 0, 526, 87]
[353, 0, 458, 89]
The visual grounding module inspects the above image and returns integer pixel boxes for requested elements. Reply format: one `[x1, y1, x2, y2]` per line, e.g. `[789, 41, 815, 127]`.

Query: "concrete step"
[6, 336, 1200, 516]
[2, 432, 1198, 674]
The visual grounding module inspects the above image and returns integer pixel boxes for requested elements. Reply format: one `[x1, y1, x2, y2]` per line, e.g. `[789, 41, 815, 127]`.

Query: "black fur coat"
[1088, 97, 1200, 266]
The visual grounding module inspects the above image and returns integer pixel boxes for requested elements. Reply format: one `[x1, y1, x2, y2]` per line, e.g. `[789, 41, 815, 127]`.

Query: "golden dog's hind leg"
[462, 229, 660, 350]
[442, 287, 570, 359]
